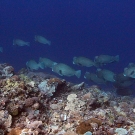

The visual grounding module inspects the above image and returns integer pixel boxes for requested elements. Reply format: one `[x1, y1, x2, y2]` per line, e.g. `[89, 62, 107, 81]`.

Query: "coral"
[24, 98, 35, 107]
[38, 80, 56, 97]
[19, 74, 31, 83]
[84, 131, 92, 135]
[3, 78, 26, 91]
[26, 120, 42, 129]
[0, 63, 14, 78]
[115, 128, 128, 135]
[63, 131, 78, 135]
[7, 128, 40, 135]
[7, 104, 19, 116]
[0, 64, 135, 134]
[0, 110, 12, 129]
[76, 118, 102, 134]
[47, 77, 64, 86]
[7, 128, 22, 135]
[65, 93, 85, 111]
[82, 92, 93, 100]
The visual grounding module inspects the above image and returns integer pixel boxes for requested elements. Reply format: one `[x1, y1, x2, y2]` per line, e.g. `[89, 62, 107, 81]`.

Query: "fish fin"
[85, 71, 89, 74]
[39, 57, 42, 61]
[75, 70, 81, 78]
[124, 68, 128, 72]
[50, 62, 57, 68]
[94, 56, 98, 62]
[13, 40, 16, 45]
[84, 72, 90, 79]
[52, 62, 57, 66]
[115, 55, 119, 62]
[26, 62, 28, 66]
[48, 41, 51, 45]
[97, 68, 102, 71]
[38, 62, 45, 69]
[35, 35, 37, 41]
[49, 62, 57, 68]
[93, 62, 100, 68]
[113, 74, 117, 81]
[53, 62, 57, 65]
[73, 57, 77, 64]
[0, 47, 3, 52]
[128, 63, 135, 67]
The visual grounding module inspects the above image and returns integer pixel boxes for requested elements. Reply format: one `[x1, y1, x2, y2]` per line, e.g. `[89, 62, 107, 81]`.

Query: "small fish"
[0, 47, 3, 52]
[39, 57, 56, 68]
[26, 60, 44, 70]
[35, 35, 51, 45]
[84, 72, 106, 84]
[13, 39, 30, 46]
[97, 69, 116, 82]
[73, 56, 95, 67]
[94, 55, 119, 65]
[52, 63, 81, 78]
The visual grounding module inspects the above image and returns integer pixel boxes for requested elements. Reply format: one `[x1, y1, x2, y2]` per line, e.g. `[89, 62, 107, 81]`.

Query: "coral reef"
[0, 64, 135, 134]
[0, 63, 14, 79]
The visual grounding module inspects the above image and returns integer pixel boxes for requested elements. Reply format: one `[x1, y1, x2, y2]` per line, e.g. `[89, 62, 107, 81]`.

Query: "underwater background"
[0, 0, 135, 93]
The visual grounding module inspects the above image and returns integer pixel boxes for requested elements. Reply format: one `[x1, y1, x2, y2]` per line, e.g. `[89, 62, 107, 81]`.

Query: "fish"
[128, 63, 135, 67]
[0, 47, 3, 52]
[94, 55, 119, 65]
[26, 60, 44, 70]
[123, 63, 135, 78]
[39, 57, 57, 68]
[84, 72, 106, 84]
[52, 63, 81, 78]
[13, 39, 30, 46]
[35, 35, 51, 45]
[97, 69, 116, 82]
[114, 73, 135, 88]
[73, 56, 95, 67]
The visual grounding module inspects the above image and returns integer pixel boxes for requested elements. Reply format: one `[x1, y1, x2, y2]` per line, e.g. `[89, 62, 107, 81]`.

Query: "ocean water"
[0, 1, 135, 94]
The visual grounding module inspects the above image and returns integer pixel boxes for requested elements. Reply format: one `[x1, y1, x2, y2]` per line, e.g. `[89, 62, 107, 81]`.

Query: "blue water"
[1, 1, 135, 93]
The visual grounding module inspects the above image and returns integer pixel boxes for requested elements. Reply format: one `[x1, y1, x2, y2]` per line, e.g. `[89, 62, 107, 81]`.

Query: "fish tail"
[84, 72, 90, 79]
[48, 41, 51, 45]
[93, 62, 100, 68]
[73, 57, 77, 64]
[38, 62, 45, 69]
[26, 42, 30, 46]
[50, 62, 57, 68]
[115, 55, 119, 62]
[35, 35, 37, 41]
[39, 57, 42, 61]
[13, 40, 15, 45]
[75, 70, 81, 78]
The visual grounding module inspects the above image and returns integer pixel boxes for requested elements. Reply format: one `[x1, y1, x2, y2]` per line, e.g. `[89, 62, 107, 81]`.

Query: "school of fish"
[0, 35, 134, 95]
